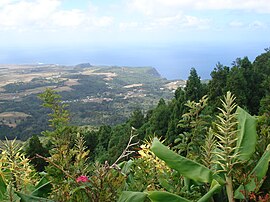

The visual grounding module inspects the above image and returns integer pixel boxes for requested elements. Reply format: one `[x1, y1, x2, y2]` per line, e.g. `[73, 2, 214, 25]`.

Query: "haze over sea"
[0, 41, 267, 80]
[0, 1, 270, 80]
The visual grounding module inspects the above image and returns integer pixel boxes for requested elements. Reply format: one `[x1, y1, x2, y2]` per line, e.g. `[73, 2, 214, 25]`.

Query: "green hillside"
[0, 64, 184, 140]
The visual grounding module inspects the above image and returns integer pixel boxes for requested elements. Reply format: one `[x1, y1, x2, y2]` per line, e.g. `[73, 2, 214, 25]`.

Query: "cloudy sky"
[0, 0, 269, 78]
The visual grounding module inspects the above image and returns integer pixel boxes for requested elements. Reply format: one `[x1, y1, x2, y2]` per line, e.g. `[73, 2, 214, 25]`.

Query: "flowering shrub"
[76, 175, 89, 183]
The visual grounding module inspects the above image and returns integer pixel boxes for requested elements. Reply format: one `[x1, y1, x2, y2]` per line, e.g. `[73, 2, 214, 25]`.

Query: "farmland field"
[0, 63, 186, 140]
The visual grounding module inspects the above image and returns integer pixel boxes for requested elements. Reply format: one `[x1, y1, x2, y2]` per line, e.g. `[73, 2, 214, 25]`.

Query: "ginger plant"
[201, 128, 216, 171]
[175, 95, 210, 161]
[213, 91, 239, 202]
[0, 138, 38, 201]
[119, 91, 269, 202]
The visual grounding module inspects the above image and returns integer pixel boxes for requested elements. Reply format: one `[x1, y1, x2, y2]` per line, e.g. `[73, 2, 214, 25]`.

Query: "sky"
[0, 0, 270, 79]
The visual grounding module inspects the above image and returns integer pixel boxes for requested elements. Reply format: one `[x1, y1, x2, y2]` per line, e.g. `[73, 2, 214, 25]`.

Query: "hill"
[0, 64, 185, 140]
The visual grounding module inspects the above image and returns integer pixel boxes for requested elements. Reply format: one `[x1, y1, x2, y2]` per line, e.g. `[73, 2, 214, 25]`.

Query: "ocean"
[0, 41, 268, 80]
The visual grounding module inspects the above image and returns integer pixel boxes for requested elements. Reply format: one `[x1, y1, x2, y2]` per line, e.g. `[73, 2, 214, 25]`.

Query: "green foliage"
[126, 140, 182, 194]
[226, 63, 248, 107]
[0, 138, 36, 192]
[25, 135, 49, 171]
[118, 191, 148, 202]
[201, 128, 216, 170]
[234, 144, 270, 199]
[120, 91, 269, 202]
[0, 175, 7, 200]
[184, 68, 204, 102]
[30, 176, 52, 198]
[147, 98, 171, 137]
[151, 138, 215, 184]
[174, 95, 210, 160]
[165, 88, 187, 143]
[235, 106, 257, 161]
[38, 88, 70, 130]
[147, 191, 192, 202]
[15, 176, 53, 202]
[129, 109, 145, 129]
[208, 63, 230, 111]
[212, 92, 239, 202]
[208, 55, 268, 115]
[213, 92, 239, 175]
[107, 124, 134, 163]
[0, 138, 53, 202]
[16, 192, 54, 202]
[2, 48, 270, 201]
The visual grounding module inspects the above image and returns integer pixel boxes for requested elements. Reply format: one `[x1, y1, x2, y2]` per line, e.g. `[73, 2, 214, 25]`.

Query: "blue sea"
[0, 41, 268, 80]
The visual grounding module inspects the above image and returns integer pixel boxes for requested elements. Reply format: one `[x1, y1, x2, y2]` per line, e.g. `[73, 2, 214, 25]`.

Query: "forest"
[0, 48, 270, 201]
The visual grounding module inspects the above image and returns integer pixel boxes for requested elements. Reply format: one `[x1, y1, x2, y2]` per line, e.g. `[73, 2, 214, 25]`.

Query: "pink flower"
[76, 175, 89, 183]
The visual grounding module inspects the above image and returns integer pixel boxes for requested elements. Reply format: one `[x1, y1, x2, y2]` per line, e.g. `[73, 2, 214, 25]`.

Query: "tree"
[185, 68, 203, 102]
[240, 57, 261, 114]
[166, 88, 187, 144]
[128, 109, 145, 129]
[38, 88, 70, 130]
[226, 65, 247, 107]
[147, 98, 171, 137]
[25, 135, 49, 171]
[253, 49, 270, 112]
[107, 124, 133, 163]
[208, 63, 230, 111]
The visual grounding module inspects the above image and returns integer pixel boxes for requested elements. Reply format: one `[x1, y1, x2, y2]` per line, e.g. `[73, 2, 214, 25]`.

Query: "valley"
[0, 63, 186, 140]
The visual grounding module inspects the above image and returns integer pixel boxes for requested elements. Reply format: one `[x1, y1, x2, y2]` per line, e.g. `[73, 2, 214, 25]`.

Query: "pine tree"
[25, 135, 49, 171]
[185, 68, 203, 102]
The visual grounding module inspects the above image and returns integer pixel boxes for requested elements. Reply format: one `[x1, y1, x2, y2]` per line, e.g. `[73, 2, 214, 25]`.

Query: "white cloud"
[228, 20, 267, 30]
[124, 0, 270, 33]
[182, 16, 210, 29]
[249, 20, 266, 29]
[118, 14, 210, 33]
[119, 21, 139, 31]
[0, 0, 114, 31]
[0, 0, 60, 29]
[154, 14, 210, 30]
[127, 0, 185, 17]
[229, 20, 244, 27]
[91, 16, 114, 27]
[128, 0, 270, 14]
[196, 0, 270, 13]
[51, 9, 85, 27]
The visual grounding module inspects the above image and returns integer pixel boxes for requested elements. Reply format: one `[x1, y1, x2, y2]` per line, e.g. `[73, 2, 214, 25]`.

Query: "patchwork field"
[0, 63, 185, 140]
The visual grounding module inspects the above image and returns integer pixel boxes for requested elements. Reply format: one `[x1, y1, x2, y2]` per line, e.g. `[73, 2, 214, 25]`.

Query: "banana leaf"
[151, 138, 214, 183]
[147, 191, 192, 202]
[118, 191, 147, 202]
[31, 176, 52, 198]
[235, 144, 270, 199]
[0, 175, 7, 200]
[235, 107, 257, 161]
[198, 179, 222, 202]
[16, 192, 54, 202]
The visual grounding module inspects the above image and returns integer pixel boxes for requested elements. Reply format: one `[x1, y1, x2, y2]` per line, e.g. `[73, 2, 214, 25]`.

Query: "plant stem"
[226, 175, 235, 202]
[36, 154, 74, 180]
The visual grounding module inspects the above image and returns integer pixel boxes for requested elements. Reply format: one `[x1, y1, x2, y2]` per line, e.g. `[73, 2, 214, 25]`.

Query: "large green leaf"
[235, 107, 257, 161]
[119, 159, 133, 175]
[198, 179, 222, 202]
[31, 176, 52, 198]
[151, 138, 213, 183]
[118, 191, 147, 202]
[235, 144, 270, 199]
[16, 192, 54, 202]
[147, 191, 192, 202]
[250, 144, 270, 184]
[0, 175, 7, 200]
